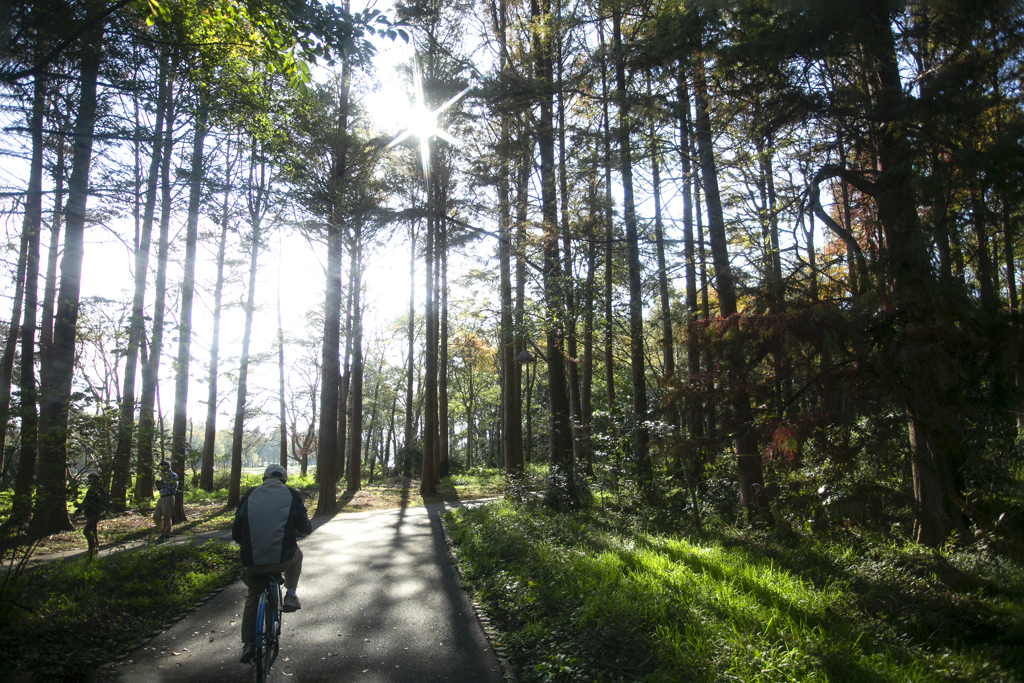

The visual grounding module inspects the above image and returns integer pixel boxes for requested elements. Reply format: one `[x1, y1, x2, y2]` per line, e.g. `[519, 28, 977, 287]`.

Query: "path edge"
[438, 509, 518, 683]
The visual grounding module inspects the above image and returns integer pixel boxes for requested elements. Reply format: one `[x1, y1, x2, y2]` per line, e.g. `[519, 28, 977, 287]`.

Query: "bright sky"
[69, 22, 442, 445]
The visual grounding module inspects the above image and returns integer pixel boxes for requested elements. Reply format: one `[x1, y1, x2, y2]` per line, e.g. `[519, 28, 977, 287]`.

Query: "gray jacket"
[232, 478, 312, 566]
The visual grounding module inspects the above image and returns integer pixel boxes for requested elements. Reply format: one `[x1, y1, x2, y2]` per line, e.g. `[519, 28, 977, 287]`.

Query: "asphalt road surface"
[98, 502, 504, 682]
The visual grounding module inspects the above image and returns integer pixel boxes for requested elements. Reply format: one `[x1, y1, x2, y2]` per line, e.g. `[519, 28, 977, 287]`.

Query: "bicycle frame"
[253, 573, 283, 683]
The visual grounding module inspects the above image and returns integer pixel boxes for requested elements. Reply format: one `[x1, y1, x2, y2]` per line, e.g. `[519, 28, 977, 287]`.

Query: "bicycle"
[252, 572, 283, 682]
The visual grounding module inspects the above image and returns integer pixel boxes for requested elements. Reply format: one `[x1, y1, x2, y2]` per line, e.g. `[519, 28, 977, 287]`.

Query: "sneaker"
[239, 643, 254, 664]
[282, 593, 301, 612]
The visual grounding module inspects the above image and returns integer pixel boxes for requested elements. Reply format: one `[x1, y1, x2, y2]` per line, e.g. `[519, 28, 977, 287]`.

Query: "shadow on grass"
[424, 481, 463, 506]
[337, 490, 357, 510]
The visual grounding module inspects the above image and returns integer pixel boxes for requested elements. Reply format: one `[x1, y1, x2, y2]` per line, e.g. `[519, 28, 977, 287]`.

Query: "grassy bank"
[445, 499, 1024, 682]
[0, 540, 241, 681]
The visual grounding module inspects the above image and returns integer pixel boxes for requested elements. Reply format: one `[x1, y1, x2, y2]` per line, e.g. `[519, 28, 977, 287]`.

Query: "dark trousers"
[83, 515, 100, 558]
[240, 548, 302, 644]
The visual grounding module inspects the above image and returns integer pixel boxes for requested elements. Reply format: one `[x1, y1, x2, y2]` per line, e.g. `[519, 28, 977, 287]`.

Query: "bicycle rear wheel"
[262, 604, 277, 676]
[254, 592, 269, 683]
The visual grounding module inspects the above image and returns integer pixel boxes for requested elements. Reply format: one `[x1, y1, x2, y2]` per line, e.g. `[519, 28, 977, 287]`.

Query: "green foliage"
[0, 540, 241, 679]
[446, 501, 1024, 682]
[0, 522, 40, 624]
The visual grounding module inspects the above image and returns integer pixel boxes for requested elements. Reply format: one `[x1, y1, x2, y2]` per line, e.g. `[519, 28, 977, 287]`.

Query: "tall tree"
[200, 137, 235, 492]
[135, 71, 177, 503]
[534, 0, 576, 509]
[346, 237, 364, 492]
[170, 93, 210, 523]
[692, 58, 769, 518]
[228, 137, 270, 507]
[110, 50, 169, 508]
[32, 25, 104, 537]
[612, 3, 652, 490]
[8, 72, 46, 525]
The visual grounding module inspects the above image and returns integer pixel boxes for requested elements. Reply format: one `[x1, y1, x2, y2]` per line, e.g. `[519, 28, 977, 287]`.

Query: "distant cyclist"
[232, 464, 312, 664]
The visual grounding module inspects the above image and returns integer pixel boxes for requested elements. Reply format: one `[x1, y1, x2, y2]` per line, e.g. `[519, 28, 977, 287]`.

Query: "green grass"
[0, 539, 241, 680]
[443, 466, 508, 497]
[445, 500, 1024, 682]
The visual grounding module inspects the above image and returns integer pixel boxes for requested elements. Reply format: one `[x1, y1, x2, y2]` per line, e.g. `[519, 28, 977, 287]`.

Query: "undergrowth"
[0, 540, 241, 681]
[445, 499, 1024, 682]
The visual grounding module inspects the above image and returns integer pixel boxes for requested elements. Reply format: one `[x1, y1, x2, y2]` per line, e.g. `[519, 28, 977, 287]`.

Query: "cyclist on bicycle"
[232, 464, 312, 664]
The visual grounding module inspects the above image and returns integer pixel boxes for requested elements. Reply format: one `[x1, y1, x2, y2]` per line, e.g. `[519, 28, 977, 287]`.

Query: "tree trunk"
[431, 193, 443, 487]
[170, 97, 209, 523]
[403, 225, 416, 475]
[557, 38, 584, 467]
[972, 186, 998, 317]
[579, 209, 597, 478]
[514, 139, 530, 469]
[136, 78, 176, 503]
[385, 390, 397, 476]
[693, 61, 769, 519]
[693, 135, 715, 442]
[862, 0, 964, 546]
[467, 367, 475, 468]
[495, 0, 521, 478]
[315, 231, 342, 514]
[534, 0, 576, 509]
[364, 371, 381, 483]
[277, 235, 288, 469]
[228, 142, 268, 508]
[201, 142, 232, 492]
[613, 6, 652, 488]
[347, 238, 364, 492]
[32, 29, 102, 537]
[6, 74, 43, 522]
[649, 78, 675, 392]
[421, 164, 439, 495]
[599, 20, 616, 415]
[677, 69, 703, 529]
[337, 240, 356, 485]
[439, 220, 450, 479]
[8, 73, 45, 524]
[524, 360, 536, 464]
[111, 53, 168, 508]
[40, 125, 65, 361]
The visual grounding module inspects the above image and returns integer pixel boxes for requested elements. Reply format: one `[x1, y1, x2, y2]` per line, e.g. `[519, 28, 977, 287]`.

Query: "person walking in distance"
[75, 471, 110, 560]
[232, 464, 312, 664]
[153, 460, 178, 541]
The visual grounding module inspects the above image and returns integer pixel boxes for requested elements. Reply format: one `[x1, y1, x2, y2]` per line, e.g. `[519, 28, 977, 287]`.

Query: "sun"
[384, 61, 469, 185]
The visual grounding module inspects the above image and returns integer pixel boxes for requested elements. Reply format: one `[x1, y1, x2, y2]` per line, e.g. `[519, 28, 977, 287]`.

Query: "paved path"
[97, 502, 503, 682]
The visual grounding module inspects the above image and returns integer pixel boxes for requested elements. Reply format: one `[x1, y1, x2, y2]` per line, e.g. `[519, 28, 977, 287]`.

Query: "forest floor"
[445, 497, 1024, 683]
